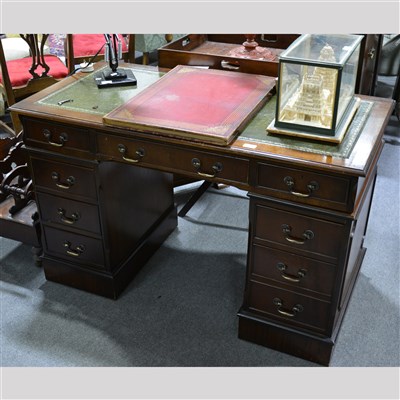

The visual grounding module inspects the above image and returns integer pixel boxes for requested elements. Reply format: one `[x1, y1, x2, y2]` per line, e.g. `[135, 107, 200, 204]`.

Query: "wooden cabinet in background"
[160, 34, 383, 96]
[356, 34, 383, 95]
[158, 34, 300, 77]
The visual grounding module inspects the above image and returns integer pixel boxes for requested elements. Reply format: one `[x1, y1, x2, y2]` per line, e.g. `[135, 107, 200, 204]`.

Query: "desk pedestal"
[42, 204, 177, 299]
[238, 169, 376, 365]
[29, 144, 177, 299]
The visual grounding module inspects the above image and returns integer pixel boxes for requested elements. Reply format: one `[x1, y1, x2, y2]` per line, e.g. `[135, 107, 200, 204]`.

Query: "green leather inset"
[38, 67, 164, 115]
[239, 96, 373, 158]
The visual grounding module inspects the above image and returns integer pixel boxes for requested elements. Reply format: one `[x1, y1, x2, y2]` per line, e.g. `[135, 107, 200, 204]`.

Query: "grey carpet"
[0, 122, 399, 367]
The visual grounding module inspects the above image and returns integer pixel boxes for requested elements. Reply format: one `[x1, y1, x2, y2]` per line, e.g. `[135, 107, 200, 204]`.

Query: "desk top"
[11, 63, 395, 177]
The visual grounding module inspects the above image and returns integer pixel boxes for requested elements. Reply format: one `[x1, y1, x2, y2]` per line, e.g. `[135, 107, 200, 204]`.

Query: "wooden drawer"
[97, 133, 250, 186]
[254, 162, 357, 212]
[37, 192, 101, 234]
[246, 280, 331, 333]
[249, 243, 336, 298]
[23, 118, 93, 156]
[31, 157, 97, 201]
[43, 226, 105, 270]
[253, 202, 348, 262]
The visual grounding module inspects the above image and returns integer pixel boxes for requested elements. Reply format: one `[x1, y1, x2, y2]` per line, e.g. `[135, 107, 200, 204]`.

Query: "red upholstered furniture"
[1, 55, 68, 87]
[0, 34, 68, 134]
[0, 35, 64, 257]
[65, 34, 135, 74]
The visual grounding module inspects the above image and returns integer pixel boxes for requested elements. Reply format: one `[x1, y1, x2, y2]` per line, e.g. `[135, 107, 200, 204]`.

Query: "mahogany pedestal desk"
[10, 64, 394, 366]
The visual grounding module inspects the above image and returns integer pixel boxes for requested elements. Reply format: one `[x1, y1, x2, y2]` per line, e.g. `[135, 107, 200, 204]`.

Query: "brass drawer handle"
[368, 48, 376, 59]
[273, 297, 304, 318]
[281, 224, 314, 245]
[43, 129, 68, 147]
[276, 262, 307, 282]
[118, 144, 145, 163]
[221, 60, 240, 70]
[284, 176, 319, 198]
[63, 241, 85, 257]
[192, 158, 223, 178]
[57, 208, 80, 224]
[51, 172, 75, 189]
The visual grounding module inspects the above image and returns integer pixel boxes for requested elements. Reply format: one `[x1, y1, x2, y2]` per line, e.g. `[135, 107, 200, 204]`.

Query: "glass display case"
[269, 34, 363, 139]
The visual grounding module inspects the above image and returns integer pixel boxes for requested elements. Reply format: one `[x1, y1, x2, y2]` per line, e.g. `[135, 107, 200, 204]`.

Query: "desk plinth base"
[42, 205, 177, 299]
[237, 311, 335, 366]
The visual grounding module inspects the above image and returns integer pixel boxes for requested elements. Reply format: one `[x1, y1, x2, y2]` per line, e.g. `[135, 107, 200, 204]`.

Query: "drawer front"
[160, 50, 280, 77]
[250, 243, 336, 298]
[253, 203, 347, 261]
[246, 280, 331, 333]
[97, 133, 249, 185]
[37, 192, 101, 234]
[24, 118, 92, 156]
[254, 162, 356, 212]
[43, 226, 105, 269]
[31, 157, 97, 201]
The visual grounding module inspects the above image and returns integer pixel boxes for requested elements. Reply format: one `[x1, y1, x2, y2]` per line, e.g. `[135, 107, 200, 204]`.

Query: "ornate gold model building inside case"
[267, 34, 364, 141]
[280, 44, 339, 128]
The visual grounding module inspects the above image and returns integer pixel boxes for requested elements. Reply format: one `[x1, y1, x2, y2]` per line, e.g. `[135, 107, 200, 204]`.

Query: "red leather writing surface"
[103, 65, 275, 145]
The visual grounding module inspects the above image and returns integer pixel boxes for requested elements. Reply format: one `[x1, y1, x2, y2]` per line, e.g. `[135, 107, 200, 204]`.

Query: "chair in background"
[379, 35, 400, 120]
[0, 35, 31, 136]
[392, 66, 400, 120]
[0, 34, 68, 134]
[0, 34, 67, 259]
[378, 35, 400, 77]
[375, 34, 400, 120]
[65, 34, 136, 74]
